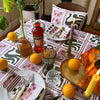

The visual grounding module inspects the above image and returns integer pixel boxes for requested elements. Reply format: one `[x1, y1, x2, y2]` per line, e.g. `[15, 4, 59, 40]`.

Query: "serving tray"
[60, 59, 100, 95]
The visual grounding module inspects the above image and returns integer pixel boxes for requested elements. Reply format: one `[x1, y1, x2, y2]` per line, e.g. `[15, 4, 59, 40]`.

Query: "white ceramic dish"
[16, 70, 46, 100]
[45, 24, 70, 41]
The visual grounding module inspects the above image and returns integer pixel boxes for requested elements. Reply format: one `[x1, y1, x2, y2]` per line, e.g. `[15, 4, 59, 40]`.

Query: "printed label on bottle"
[33, 35, 43, 47]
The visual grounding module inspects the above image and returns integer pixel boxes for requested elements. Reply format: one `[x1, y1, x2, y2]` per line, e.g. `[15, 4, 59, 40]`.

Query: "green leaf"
[95, 45, 100, 50]
[95, 59, 100, 69]
[3, 0, 15, 13]
[0, 16, 9, 30]
[52, 96, 60, 100]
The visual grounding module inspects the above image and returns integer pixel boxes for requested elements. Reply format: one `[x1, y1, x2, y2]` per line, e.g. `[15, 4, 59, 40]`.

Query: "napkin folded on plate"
[0, 70, 43, 100]
[45, 24, 70, 39]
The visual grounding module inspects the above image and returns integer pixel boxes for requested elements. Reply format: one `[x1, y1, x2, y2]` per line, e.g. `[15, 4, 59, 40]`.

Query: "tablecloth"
[0, 19, 100, 100]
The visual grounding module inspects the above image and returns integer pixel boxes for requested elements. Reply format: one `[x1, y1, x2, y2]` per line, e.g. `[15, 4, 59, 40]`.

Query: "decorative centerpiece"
[81, 45, 100, 95]
[81, 45, 100, 77]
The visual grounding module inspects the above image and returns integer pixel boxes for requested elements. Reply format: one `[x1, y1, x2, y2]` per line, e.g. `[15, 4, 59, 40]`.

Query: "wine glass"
[41, 46, 56, 74]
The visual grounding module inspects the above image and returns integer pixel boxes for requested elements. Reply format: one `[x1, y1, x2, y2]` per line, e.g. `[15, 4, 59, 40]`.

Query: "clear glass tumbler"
[46, 69, 61, 87]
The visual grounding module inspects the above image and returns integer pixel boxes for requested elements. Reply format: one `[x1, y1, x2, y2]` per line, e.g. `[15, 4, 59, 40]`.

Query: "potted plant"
[22, 0, 43, 22]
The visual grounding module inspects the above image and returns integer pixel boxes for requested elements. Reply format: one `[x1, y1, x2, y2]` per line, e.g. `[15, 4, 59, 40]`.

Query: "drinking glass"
[41, 47, 56, 73]
[46, 69, 61, 87]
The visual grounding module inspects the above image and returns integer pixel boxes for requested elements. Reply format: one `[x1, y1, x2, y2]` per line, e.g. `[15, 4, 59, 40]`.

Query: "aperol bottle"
[32, 22, 44, 53]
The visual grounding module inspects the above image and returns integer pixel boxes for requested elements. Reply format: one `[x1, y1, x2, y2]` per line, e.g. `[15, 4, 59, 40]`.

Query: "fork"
[52, 26, 65, 38]
[14, 75, 34, 100]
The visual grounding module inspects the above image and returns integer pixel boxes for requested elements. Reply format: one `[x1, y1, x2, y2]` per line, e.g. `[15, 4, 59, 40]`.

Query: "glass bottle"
[17, 37, 33, 57]
[32, 22, 44, 53]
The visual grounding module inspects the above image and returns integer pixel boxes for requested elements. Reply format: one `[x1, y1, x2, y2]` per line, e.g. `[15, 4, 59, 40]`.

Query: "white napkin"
[0, 70, 34, 100]
[0, 86, 10, 100]
[15, 70, 34, 81]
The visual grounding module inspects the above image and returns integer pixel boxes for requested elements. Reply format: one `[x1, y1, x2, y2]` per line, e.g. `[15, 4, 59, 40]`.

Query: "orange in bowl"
[68, 58, 80, 70]
[30, 53, 42, 64]
[0, 58, 8, 70]
[62, 84, 75, 98]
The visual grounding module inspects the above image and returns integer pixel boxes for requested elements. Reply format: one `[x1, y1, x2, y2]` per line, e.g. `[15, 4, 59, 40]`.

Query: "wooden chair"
[57, 2, 87, 31]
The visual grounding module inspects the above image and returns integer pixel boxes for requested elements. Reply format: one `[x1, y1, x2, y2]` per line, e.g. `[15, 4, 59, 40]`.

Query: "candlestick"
[64, 18, 75, 59]
[84, 69, 100, 97]
[69, 23, 75, 40]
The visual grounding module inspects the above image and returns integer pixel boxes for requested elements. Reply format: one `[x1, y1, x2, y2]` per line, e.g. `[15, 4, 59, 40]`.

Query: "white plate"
[45, 24, 70, 41]
[16, 70, 46, 100]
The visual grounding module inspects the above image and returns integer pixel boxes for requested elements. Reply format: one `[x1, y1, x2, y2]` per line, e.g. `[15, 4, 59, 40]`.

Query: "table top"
[0, 19, 100, 100]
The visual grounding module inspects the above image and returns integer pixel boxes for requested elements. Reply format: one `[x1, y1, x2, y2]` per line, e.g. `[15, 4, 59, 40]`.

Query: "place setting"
[0, 66, 46, 100]
[45, 23, 70, 41]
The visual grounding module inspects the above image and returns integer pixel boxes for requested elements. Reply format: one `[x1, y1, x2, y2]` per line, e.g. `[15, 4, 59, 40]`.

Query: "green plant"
[31, 0, 43, 10]
[95, 45, 100, 67]
[0, 16, 9, 30]
[17, 0, 43, 10]
[0, 0, 25, 37]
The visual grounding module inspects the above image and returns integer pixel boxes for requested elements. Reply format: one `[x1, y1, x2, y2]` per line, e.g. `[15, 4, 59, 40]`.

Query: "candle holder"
[64, 37, 74, 59]
[64, 23, 74, 59]
[83, 93, 90, 100]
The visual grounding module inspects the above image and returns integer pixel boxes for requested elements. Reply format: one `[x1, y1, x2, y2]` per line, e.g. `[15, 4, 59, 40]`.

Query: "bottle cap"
[35, 22, 40, 27]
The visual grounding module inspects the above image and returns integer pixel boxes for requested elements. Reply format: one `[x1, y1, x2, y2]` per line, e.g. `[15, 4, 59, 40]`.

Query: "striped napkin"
[0, 70, 44, 100]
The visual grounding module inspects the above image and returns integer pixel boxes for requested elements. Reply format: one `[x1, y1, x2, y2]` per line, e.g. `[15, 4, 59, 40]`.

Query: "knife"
[15, 85, 26, 100]
[14, 76, 34, 100]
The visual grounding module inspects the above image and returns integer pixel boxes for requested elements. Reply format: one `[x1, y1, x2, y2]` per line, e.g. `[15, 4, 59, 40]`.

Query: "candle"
[84, 69, 100, 97]
[73, 18, 75, 24]
[70, 18, 75, 40]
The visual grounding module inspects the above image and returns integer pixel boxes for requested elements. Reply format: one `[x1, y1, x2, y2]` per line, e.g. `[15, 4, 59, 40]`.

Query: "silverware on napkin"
[52, 26, 65, 38]
[14, 76, 34, 100]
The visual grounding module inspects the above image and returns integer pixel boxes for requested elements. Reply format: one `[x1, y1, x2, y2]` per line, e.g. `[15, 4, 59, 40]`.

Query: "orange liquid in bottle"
[32, 22, 44, 53]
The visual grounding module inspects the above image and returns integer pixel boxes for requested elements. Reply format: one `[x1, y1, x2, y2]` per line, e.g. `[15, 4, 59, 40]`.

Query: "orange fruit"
[30, 53, 42, 64]
[0, 58, 8, 70]
[7, 32, 18, 41]
[68, 58, 80, 70]
[62, 84, 75, 98]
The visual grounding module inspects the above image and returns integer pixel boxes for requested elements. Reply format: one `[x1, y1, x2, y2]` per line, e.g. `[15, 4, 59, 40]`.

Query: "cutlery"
[14, 76, 34, 100]
[52, 26, 65, 38]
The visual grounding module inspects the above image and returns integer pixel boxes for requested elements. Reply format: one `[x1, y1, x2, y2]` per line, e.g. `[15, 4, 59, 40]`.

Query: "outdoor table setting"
[0, 18, 100, 100]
